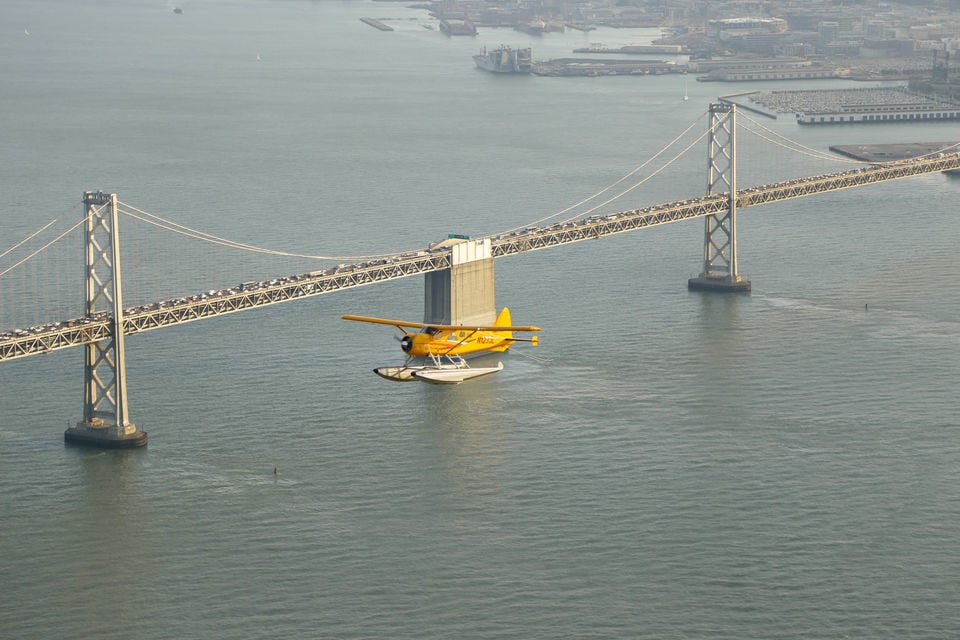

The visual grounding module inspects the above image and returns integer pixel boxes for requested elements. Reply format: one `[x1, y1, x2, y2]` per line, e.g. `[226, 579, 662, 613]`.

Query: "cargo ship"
[473, 46, 532, 74]
[439, 19, 477, 36]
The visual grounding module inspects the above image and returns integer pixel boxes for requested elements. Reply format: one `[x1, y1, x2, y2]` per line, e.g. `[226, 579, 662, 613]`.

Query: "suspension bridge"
[2, 104, 959, 447]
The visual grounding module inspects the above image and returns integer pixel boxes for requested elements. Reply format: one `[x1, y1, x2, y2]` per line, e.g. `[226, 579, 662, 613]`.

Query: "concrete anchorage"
[424, 238, 496, 326]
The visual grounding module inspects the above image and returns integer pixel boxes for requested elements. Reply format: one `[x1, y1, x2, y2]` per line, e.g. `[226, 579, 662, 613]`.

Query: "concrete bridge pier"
[64, 191, 147, 448]
[424, 238, 496, 325]
[688, 102, 751, 293]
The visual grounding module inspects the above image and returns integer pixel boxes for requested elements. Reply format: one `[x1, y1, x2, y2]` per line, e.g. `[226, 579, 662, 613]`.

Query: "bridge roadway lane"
[3, 152, 959, 362]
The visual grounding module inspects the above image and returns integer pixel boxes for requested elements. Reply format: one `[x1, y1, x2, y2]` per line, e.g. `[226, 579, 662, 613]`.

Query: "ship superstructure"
[473, 46, 533, 73]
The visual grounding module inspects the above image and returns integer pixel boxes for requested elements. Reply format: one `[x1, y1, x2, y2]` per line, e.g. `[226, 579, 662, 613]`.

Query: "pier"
[573, 45, 683, 54]
[533, 58, 680, 77]
[359, 17, 393, 32]
[829, 142, 960, 162]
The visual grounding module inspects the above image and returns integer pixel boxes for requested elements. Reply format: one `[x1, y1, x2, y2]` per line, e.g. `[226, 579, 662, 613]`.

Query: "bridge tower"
[688, 102, 751, 292]
[424, 237, 496, 326]
[64, 191, 147, 448]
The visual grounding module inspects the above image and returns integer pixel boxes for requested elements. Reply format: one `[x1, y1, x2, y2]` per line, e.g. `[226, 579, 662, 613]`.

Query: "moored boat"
[473, 46, 532, 74]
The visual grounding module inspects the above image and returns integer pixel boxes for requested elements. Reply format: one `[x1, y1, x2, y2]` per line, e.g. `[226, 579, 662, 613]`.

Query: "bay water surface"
[2, 1, 960, 638]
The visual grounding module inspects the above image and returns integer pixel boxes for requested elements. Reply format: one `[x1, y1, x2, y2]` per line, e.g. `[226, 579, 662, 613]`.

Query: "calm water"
[2, 1, 960, 638]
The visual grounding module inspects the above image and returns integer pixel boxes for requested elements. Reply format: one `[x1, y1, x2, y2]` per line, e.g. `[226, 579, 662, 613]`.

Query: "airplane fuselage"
[401, 328, 513, 357]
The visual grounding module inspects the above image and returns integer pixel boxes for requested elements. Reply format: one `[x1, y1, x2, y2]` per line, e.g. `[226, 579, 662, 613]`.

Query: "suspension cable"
[117, 202, 425, 262]
[0, 217, 59, 262]
[119, 110, 715, 256]
[552, 124, 714, 225]
[736, 112, 868, 164]
[0, 217, 86, 279]
[740, 112, 960, 166]
[492, 110, 710, 234]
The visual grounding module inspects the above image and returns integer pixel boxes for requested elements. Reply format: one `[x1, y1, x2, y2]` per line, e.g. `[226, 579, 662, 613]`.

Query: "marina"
[747, 87, 960, 124]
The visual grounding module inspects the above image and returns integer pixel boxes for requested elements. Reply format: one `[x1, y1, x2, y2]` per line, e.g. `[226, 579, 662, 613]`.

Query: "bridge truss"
[2, 116, 960, 445]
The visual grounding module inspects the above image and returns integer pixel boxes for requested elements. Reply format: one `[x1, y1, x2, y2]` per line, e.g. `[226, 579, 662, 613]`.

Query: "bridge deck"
[3, 152, 959, 362]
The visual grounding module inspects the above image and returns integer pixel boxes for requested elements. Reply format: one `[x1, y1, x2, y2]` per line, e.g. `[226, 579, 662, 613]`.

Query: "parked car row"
[1, 251, 443, 343]
[1, 312, 110, 342]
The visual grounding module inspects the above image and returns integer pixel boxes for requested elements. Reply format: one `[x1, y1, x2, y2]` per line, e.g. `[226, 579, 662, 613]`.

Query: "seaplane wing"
[341, 314, 540, 333]
[341, 314, 428, 329]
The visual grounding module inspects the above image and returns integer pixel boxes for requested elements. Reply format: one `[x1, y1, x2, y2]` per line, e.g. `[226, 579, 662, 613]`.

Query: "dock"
[829, 142, 960, 162]
[533, 58, 679, 77]
[573, 45, 683, 54]
[360, 17, 393, 32]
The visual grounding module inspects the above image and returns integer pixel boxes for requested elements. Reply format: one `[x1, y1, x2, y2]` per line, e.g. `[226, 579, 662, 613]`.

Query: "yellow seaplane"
[342, 307, 540, 384]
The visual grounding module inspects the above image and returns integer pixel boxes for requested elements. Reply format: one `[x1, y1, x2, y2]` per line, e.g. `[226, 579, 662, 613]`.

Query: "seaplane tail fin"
[494, 307, 514, 338]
